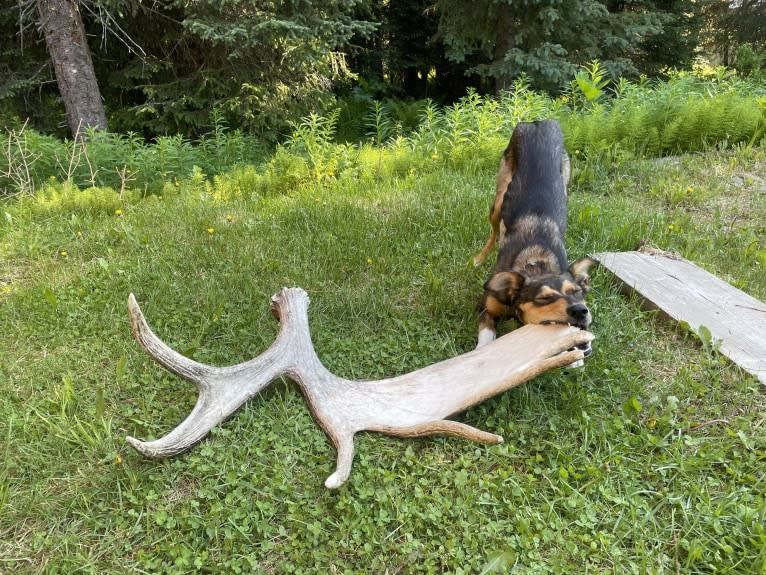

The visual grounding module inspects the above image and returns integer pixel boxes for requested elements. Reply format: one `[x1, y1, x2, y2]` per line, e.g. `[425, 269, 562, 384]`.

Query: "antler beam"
[126, 288, 593, 488]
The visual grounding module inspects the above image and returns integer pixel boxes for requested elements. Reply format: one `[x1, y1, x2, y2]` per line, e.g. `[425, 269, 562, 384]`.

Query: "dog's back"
[495, 120, 570, 274]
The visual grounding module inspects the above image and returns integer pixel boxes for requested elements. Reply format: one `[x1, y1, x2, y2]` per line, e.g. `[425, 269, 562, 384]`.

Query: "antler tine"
[127, 293, 220, 386]
[125, 292, 299, 457]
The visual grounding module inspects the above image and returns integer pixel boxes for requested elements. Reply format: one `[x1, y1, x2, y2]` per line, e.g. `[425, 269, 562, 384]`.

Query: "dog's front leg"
[477, 310, 498, 348]
[477, 287, 514, 348]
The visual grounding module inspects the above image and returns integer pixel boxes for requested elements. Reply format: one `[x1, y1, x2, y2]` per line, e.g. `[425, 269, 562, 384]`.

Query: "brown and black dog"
[475, 120, 593, 352]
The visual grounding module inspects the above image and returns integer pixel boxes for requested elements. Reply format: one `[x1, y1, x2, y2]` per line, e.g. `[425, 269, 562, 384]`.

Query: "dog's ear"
[569, 258, 594, 292]
[484, 271, 525, 304]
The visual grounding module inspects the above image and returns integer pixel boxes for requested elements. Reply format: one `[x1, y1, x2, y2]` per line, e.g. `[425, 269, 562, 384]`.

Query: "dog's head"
[484, 258, 594, 330]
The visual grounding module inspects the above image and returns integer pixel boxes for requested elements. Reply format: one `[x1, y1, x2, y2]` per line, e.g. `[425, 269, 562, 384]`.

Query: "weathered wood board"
[593, 251, 766, 385]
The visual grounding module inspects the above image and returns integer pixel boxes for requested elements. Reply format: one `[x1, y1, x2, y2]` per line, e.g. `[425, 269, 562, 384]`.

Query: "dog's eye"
[535, 295, 557, 305]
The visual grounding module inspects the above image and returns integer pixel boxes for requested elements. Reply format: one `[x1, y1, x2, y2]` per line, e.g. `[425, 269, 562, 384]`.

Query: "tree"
[2, 0, 135, 137]
[702, 0, 766, 65]
[131, 0, 376, 138]
[597, 1, 707, 77]
[0, 2, 53, 130]
[4, 0, 374, 138]
[346, 0, 475, 101]
[434, 0, 667, 94]
[36, 0, 108, 136]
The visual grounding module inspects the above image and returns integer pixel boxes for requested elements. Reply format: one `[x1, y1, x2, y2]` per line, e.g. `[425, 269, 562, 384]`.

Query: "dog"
[475, 120, 593, 355]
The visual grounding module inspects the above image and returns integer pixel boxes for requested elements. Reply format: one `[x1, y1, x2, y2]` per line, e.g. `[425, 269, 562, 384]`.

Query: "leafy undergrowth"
[0, 142, 764, 574]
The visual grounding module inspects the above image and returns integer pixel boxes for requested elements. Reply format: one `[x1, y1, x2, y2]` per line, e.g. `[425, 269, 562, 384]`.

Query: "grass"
[1, 86, 766, 571]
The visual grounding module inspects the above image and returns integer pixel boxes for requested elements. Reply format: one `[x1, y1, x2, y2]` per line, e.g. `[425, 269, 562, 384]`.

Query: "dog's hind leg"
[473, 148, 514, 266]
[473, 211, 500, 267]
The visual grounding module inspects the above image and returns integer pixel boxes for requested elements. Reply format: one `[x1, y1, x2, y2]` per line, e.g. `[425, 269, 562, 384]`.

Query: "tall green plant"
[562, 72, 765, 159]
[365, 101, 396, 146]
[570, 61, 610, 109]
[288, 111, 348, 184]
[4, 71, 765, 199]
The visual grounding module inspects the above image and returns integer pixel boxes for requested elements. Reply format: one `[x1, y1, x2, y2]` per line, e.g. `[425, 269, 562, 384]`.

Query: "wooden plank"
[592, 250, 766, 385]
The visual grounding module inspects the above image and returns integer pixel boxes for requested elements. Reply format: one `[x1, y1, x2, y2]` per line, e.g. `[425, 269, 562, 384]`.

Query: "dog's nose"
[567, 304, 589, 321]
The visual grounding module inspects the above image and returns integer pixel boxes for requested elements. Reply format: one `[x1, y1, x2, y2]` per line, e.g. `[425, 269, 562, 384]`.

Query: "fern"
[3, 70, 764, 200]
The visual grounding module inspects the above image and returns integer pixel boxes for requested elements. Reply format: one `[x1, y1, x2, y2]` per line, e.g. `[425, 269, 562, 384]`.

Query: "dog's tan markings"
[485, 271, 525, 304]
[570, 258, 594, 275]
[496, 151, 514, 204]
[561, 280, 579, 295]
[510, 215, 561, 237]
[569, 258, 594, 290]
[518, 299, 570, 325]
[535, 286, 561, 302]
[484, 295, 510, 318]
[477, 294, 507, 348]
[509, 214, 540, 237]
[508, 217, 565, 261]
[497, 221, 508, 249]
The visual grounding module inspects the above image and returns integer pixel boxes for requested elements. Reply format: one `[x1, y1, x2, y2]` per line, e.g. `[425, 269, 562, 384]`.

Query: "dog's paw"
[564, 342, 592, 369]
[575, 341, 592, 357]
[476, 328, 497, 348]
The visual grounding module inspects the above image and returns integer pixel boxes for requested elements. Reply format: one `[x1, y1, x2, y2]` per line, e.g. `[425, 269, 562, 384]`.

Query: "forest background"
[2, 0, 765, 144]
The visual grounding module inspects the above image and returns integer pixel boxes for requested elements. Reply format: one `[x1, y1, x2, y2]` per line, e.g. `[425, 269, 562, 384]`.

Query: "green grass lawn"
[1, 142, 765, 573]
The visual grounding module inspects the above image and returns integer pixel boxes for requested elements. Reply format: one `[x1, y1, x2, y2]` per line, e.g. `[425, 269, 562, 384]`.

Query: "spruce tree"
[434, 0, 666, 93]
[631, 0, 704, 75]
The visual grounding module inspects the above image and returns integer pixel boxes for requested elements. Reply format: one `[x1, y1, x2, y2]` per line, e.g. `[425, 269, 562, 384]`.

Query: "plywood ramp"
[593, 250, 766, 385]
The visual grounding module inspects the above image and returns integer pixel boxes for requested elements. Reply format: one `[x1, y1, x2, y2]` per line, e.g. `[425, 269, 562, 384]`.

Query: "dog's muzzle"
[566, 303, 591, 330]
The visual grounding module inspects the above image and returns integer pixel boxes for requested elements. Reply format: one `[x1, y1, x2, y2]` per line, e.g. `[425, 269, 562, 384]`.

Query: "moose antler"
[126, 288, 593, 488]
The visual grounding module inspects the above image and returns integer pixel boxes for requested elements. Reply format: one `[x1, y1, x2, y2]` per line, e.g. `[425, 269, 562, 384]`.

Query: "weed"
[288, 111, 346, 185]
[569, 60, 610, 108]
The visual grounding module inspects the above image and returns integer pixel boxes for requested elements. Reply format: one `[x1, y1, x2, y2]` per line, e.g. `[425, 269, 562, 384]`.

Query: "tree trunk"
[37, 0, 108, 137]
